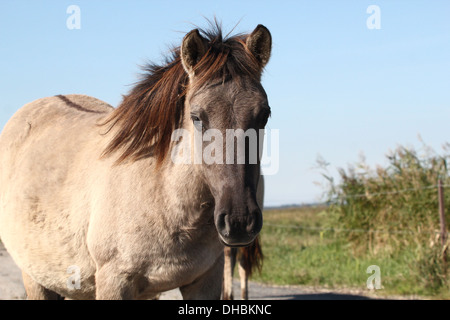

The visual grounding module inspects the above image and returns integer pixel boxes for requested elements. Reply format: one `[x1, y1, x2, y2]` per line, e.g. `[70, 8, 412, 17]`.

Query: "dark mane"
[101, 24, 262, 165]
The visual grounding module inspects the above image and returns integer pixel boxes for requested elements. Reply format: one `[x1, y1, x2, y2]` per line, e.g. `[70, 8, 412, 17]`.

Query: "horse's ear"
[181, 29, 208, 75]
[246, 25, 272, 68]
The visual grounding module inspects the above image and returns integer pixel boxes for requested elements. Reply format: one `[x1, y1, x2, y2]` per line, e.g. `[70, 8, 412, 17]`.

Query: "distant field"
[249, 206, 449, 299]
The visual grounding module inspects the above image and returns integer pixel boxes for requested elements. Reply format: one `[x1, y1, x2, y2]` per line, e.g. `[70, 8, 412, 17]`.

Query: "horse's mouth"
[218, 234, 255, 248]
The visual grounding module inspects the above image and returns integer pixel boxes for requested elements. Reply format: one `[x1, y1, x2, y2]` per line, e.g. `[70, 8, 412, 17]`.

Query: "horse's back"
[0, 94, 112, 156]
[0, 94, 112, 204]
[0, 94, 112, 299]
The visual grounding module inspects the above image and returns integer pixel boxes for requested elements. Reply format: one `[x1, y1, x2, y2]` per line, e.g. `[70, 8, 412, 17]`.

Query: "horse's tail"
[239, 235, 263, 277]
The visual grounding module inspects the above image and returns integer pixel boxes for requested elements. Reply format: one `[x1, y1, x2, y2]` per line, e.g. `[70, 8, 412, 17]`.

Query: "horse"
[222, 176, 264, 300]
[0, 23, 272, 300]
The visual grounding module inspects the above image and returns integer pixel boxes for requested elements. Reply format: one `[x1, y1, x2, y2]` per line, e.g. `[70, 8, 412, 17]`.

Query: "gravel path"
[0, 243, 388, 300]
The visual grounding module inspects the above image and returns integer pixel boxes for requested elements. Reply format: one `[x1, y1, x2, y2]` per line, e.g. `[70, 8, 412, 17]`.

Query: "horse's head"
[180, 25, 272, 247]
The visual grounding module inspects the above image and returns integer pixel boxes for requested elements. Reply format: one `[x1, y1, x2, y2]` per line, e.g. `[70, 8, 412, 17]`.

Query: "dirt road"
[0, 242, 385, 300]
[0, 243, 26, 299]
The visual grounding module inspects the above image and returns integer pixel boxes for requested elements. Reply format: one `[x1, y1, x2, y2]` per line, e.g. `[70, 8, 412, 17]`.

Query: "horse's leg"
[238, 255, 249, 300]
[222, 247, 237, 300]
[180, 254, 224, 300]
[22, 271, 63, 300]
[95, 265, 134, 300]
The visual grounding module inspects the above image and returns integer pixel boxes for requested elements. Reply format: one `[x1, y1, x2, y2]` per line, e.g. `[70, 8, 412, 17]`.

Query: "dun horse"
[0, 23, 272, 300]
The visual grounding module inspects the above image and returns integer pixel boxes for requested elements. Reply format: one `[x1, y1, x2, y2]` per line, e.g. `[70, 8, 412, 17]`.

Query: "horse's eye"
[190, 114, 203, 130]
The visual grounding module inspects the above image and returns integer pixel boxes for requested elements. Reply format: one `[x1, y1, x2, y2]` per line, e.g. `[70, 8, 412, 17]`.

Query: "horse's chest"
[142, 242, 222, 290]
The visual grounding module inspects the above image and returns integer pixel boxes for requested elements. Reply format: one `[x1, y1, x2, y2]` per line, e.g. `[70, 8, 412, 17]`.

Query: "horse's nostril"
[216, 212, 231, 237]
[246, 208, 263, 234]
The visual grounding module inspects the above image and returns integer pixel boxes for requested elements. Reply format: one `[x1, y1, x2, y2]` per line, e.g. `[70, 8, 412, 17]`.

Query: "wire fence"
[265, 183, 450, 237]
[328, 184, 450, 200]
[267, 184, 450, 206]
[263, 223, 450, 236]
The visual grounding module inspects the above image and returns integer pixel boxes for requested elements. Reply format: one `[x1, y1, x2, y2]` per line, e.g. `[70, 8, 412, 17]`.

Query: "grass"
[250, 206, 450, 299]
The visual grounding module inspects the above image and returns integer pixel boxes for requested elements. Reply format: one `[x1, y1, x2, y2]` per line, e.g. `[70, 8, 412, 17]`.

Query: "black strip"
[55, 95, 105, 114]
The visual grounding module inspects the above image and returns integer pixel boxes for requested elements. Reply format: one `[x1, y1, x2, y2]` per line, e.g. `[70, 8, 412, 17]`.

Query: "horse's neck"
[116, 153, 212, 213]
[159, 160, 213, 209]
[143, 160, 216, 241]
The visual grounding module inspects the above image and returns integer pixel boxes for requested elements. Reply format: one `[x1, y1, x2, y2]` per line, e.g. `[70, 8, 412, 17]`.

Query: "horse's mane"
[101, 24, 261, 165]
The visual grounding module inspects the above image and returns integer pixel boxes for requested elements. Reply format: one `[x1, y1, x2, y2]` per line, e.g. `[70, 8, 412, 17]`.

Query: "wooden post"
[438, 179, 447, 268]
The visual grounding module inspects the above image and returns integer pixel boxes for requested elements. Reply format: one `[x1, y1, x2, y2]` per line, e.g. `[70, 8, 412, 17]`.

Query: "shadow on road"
[266, 293, 376, 300]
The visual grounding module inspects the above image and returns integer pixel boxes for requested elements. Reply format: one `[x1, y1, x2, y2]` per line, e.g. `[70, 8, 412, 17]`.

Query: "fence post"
[438, 179, 447, 268]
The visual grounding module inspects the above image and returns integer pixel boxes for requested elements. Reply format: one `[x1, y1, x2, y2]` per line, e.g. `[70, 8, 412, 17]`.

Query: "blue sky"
[1, 1, 450, 206]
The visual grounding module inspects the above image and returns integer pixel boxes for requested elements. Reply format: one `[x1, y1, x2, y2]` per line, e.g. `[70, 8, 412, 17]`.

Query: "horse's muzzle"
[215, 208, 263, 247]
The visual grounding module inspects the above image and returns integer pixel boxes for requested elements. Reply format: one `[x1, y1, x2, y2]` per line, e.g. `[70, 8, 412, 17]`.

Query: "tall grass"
[318, 141, 450, 293]
[254, 206, 449, 298]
